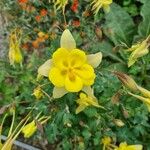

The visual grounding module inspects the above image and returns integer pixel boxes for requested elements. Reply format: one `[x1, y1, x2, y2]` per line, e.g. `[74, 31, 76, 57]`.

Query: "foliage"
[0, 0, 150, 149]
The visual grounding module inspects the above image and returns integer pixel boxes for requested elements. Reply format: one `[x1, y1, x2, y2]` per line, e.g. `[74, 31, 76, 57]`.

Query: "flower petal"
[49, 67, 65, 87]
[137, 86, 150, 98]
[52, 48, 69, 68]
[69, 49, 87, 67]
[82, 86, 95, 98]
[65, 75, 83, 92]
[76, 105, 86, 114]
[60, 29, 76, 50]
[52, 87, 68, 98]
[75, 64, 95, 79]
[103, 5, 110, 13]
[38, 59, 52, 77]
[87, 52, 102, 68]
[128, 145, 143, 150]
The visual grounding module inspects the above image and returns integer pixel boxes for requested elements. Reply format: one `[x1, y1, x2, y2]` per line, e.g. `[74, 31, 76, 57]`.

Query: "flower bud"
[114, 72, 138, 91]
[113, 119, 125, 127]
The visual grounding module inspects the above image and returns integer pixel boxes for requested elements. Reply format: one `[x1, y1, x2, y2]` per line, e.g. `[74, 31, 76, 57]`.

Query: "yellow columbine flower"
[76, 92, 104, 114]
[115, 142, 143, 150]
[38, 29, 102, 98]
[91, 0, 113, 15]
[33, 86, 43, 100]
[127, 35, 150, 67]
[22, 114, 51, 138]
[8, 28, 23, 66]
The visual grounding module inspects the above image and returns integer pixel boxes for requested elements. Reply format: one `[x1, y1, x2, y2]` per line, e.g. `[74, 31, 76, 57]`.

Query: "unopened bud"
[113, 119, 125, 127]
[114, 72, 138, 91]
[33, 86, 43, 100]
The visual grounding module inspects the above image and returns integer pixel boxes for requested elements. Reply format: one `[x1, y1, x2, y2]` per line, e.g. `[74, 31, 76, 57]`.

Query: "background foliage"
[0, 0, 150, 149]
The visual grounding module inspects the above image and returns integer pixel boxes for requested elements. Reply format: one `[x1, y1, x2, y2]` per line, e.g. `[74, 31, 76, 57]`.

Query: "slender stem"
[62, 7, 67, 28]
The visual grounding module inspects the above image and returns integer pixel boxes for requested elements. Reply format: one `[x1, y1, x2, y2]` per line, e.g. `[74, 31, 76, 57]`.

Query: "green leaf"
[138, 0, 150, 38]
[104, 3, 135, 46]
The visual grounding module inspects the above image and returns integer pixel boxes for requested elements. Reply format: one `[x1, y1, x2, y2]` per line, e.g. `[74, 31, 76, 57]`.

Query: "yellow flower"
[127, 35, 150, 67]
[8, 28, 23, 66]
[33, 86, 43, 100]
[115, 142, 143, 150]
[22, 121, 37, 138]
[38, 29, 102, 98]
[22, 114, 51, 138]
[76, 92, 104, 114]
[91, 0, 113, 15]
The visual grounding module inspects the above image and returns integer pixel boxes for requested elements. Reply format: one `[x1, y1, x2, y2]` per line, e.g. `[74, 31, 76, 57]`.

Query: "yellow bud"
[114, 72, 138, 91]
[33, 87, 43, 100]
[113, 119, 125, 127]
[8, 28, 23, 66]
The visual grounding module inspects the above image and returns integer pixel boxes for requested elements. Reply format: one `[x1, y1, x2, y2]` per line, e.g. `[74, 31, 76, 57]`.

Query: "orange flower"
[18, 0, 28, 3]
[35, 15, 41, 22]
[44, 34, 49, 40]
[40, 9, 48, 16]
[72, 20, 80, 27]
[32, 40, 39, 48]
[37, 37, 45, 43]
[71, 0, 79, 12]
[22, 43, 29, 50]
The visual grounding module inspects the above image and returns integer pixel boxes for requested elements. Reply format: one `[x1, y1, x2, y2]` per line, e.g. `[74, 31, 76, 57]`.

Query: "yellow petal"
[76, 105, 86, 114]
[69, 49, 87, 67]
[103, 5, 110, 13]
[49, 67, 66, 87]
[128, 92, 150, 105]
[22, 121, 37, 138]
[87, 52, 102, 68]
[128, 48, 149, 67]
[82, 86, 95, 98]
[128, 145, 143, 150]
[137, 86, 150, 98]
[87, 98, 101, 108]
[79, 93, 87, 99]
[75, 64, 95, 79]
[145, 103, 150, 112]
[52, 87, 68, 98]
[38, 59, 52, 77]
[60, 29, 76, 50]
[65, 75, 83, 92]
[52, 48, 69, 68]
